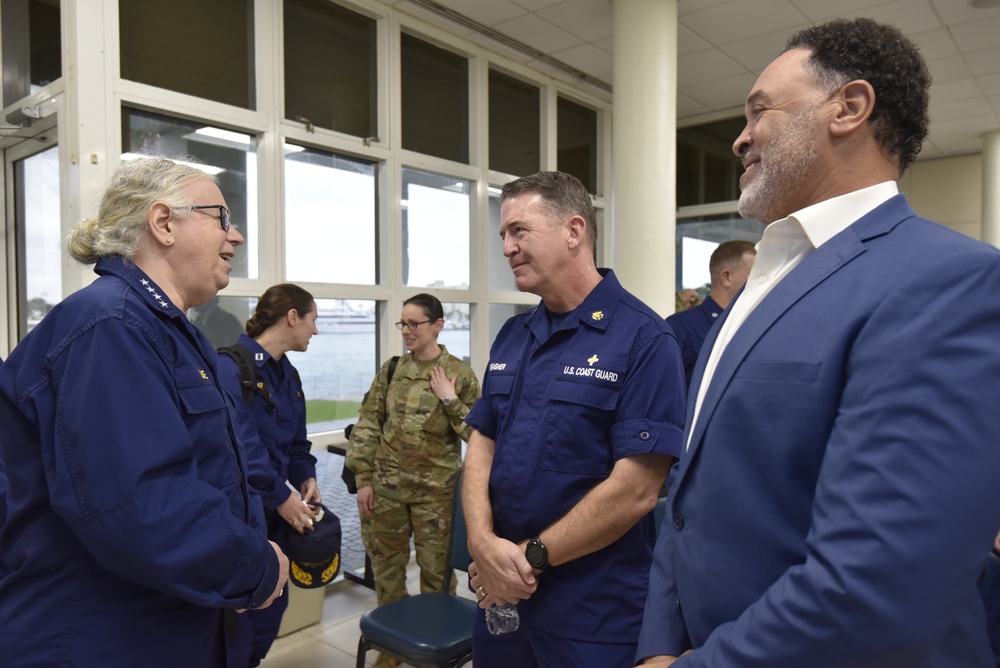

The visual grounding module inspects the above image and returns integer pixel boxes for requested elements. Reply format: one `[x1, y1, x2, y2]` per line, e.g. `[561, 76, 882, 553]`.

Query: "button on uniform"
[673, 512, 685, 530]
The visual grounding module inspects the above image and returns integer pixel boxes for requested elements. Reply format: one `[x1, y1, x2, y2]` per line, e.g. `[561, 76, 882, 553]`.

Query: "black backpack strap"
[382, 355, 400, 428]
[386, 355, 400, 384]
[291, 365, 303, 399]
[218, 343, 275, 412]
[341, 355, 402, 496]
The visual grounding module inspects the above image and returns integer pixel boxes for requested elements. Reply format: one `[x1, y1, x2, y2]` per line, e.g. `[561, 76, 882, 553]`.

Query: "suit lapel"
[680, 195, 916, 469]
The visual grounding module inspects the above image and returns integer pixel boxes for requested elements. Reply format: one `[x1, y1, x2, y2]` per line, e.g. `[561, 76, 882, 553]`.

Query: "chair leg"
[356, 635, 368, 668]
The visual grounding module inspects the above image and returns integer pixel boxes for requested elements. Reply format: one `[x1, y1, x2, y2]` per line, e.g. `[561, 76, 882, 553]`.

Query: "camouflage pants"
[360, 493, 457, 606]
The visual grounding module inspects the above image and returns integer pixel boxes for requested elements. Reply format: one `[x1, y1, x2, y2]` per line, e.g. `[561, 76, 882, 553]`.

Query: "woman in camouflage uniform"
[346, 293, 479, 668]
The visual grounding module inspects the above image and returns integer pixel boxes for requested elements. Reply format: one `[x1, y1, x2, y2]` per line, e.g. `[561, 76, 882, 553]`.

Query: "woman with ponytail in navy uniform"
[218, 283, 321, 667]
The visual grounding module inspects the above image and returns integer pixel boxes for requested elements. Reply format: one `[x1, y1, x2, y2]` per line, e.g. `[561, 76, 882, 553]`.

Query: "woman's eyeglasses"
[395, 320, 433, 331]
[186, 205, 231, 232]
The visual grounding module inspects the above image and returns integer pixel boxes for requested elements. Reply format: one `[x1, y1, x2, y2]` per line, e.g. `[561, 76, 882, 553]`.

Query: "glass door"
[4, 135, 61, 345]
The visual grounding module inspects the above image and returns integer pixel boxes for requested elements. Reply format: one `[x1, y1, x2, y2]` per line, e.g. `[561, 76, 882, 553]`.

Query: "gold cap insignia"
[591, 311, 604, 321]
[587, 354, 599, 366]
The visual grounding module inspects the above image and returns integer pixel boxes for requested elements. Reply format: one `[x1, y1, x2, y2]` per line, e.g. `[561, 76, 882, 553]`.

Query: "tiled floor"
[259, 561, 477, 668]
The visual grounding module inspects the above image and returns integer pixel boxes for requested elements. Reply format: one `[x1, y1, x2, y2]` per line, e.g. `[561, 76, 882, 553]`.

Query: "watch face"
[526, 542, 545, 567]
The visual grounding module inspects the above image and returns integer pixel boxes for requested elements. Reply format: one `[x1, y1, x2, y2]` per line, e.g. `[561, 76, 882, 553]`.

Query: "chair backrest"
[443, 471, 471, 591]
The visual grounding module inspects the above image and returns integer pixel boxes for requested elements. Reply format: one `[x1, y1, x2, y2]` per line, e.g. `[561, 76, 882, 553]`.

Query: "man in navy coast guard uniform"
[463, 171, 686, 667]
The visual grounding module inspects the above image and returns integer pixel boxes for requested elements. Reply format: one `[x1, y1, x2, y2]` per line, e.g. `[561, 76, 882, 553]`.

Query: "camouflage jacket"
[346, 346, 479, 502]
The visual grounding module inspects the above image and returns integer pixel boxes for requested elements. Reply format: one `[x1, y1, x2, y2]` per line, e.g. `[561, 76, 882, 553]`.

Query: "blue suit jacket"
[638, 195, 1000, 667]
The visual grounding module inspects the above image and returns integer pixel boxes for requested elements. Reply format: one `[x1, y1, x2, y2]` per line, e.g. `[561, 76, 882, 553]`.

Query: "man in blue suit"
[637, 17, 1000, 667]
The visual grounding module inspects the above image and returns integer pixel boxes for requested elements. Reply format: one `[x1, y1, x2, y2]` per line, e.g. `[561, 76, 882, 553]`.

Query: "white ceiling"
[385, 0, 1000, 160]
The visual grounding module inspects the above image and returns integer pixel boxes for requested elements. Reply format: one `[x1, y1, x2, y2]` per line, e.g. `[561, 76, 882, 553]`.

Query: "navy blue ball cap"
[285, 503, 341, 589]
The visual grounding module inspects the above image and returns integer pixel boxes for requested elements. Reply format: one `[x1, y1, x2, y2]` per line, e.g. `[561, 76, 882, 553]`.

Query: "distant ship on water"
[317, 303, 375, 333]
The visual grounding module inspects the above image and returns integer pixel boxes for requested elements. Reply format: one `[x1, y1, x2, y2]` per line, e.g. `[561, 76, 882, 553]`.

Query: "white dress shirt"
[686, 181, 899, 451]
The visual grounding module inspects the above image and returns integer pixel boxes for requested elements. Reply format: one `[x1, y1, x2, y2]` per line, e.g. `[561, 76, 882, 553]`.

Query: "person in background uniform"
[463, 171, 686, 668]
[667, 240, 756, 386]
[218, 283, 321, 667]
[346, 293, 479, 668]
[0, 157, 287, 667]
[191, 295, 246, 349]
[637, 18, 1000, 667]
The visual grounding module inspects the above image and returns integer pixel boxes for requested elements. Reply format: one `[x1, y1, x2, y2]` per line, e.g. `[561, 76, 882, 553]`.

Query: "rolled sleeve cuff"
[611, 419, 684, 460]
[464, 399, 497, 441]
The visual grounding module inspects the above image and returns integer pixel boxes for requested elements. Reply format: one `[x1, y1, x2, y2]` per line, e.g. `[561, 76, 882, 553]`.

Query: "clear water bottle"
[485, 602, 520, 635]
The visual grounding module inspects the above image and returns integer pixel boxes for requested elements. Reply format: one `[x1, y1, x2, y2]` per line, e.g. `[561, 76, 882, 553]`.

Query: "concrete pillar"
[982, 129, 1000, 249]
[61, 0, 115, 294]
[611, 0, 677, 316]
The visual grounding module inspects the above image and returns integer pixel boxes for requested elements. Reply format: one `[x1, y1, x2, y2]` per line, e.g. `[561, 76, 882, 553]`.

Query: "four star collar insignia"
[138, 278, 171, 309]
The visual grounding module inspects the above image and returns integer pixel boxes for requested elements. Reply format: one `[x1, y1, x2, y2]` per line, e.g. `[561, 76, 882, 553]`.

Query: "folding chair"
[356, 472, 476, 668]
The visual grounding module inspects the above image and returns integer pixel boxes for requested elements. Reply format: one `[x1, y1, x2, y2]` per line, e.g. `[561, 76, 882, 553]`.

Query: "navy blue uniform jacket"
[638, 195, 1000, 667]
[218, 333, 317, 513]
[0, 257, 280, 667]
[665, 296, 722, 387]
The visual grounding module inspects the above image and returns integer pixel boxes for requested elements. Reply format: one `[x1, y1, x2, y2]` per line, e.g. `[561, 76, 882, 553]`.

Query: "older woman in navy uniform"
[0, 157, 287, 667]
[218, 283, 321, 666]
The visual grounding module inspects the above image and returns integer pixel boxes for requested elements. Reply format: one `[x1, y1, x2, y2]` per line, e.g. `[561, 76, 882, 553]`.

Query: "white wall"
[899, 154, 983, 241]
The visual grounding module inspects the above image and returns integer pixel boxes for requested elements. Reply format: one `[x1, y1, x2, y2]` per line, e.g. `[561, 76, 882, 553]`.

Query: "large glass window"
[557, 96, 598, 194]
[205, 296, 378, 431]
[13, 144, 61, 337]
[439, 302, 470, 364]
[676, 213, 763, 292]
[284, 144, 377, 284]
[2, 0, 61, 105]
[487, 187, 516, 291]
[284, 0, 377, 138]
[188, 296, 248, 350]
[400, 33, 468, 164]
[119, 0, 255, 109]
[489, 69, 539, 177]
[288, 298, 377, 431]
[122, 108, 259, 279]
[677, 118, 744, 207]
[488, 303, 534, 348]
[401, 168, 469, 289]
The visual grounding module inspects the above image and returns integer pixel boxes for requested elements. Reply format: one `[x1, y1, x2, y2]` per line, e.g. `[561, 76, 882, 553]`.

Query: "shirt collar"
[701, 295, 722, 316]
[95, 255, 221, 369]
[787, 181, 899, 249]
[237, 333, 274, 367]
[527, 268, 620, 339]
[95, 256, 183, 317]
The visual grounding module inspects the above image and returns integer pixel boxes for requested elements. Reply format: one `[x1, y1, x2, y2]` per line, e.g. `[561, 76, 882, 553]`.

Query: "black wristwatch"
[525, 536, 551, 572]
